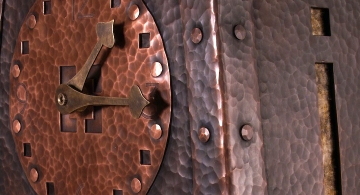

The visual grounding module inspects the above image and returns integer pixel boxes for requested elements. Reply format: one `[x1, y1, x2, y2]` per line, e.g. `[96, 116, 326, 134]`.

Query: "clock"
[8, 0, 171, 194]
[4, 0, 360, 194]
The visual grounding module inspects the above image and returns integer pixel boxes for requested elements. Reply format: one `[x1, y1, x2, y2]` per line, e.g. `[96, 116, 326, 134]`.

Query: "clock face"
[9, 0, 171, 194]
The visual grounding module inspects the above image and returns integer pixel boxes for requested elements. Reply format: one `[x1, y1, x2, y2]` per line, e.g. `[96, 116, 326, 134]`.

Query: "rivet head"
[128, 4, 140, 20]
[131, 178, 142, 193]
[16, 85, 27, 102]
[234, 24, 246, 40]
[30, 168, 39, 182]
[191, 28, 203, 44]
[13, 120, 22, 133]
[198, 127, 210, 143]
[27, 14, 37, 29]
[150, 124, 162, 140]
[57, 93, 67, 106]
[151, 62, 163, 77]
[12, 64, 21, 78]
[240, 125, 254, 141]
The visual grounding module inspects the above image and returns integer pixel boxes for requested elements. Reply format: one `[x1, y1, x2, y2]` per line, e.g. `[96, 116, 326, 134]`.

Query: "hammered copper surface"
[144, 0, 194, 194]
[1, 1, 37, 193]
[179, 1, 228, 194]
[255, 1, 359, 194]
[9, 1, 171, 195]
[3, 0, 360, 195]
[217, 0, 267, 193]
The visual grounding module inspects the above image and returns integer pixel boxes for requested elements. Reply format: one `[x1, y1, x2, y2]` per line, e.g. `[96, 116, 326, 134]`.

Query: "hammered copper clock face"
[9, 0, 171, 194]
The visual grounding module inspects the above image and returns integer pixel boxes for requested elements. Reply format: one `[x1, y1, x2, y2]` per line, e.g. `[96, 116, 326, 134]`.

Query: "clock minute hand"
[55, 84, 150, 119]
[67, 20, 115, 91]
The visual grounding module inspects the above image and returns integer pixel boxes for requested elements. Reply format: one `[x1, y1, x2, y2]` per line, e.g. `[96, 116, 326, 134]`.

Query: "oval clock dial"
[9, 0, 171, 194]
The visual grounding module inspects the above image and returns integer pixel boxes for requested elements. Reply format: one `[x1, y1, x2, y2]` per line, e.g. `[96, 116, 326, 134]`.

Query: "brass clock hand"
[55, 84, 149, 118]
[67, 20, 115, 91]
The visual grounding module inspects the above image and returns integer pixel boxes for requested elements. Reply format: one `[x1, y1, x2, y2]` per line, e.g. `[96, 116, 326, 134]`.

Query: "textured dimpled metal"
[9, 0, 171, 194]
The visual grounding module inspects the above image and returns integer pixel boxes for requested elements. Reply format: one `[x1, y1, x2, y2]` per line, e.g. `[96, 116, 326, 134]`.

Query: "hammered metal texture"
[0, 0, 37, 194]
[218, 0, 267, 194]
[309, 1, 360, 194]
[144, 0, 194, 194]
[3, 0, 360, 195]
[255, 0, 360, 194]
[254, 1, 325, 194]
[8, 0, 170, 194]
[0, 0, 3, 30]
[179, 1, 228, 194]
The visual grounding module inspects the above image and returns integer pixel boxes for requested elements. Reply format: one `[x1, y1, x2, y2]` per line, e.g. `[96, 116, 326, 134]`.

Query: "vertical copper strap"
[217, 0, 268, 194]
[179, 1, 228, 194]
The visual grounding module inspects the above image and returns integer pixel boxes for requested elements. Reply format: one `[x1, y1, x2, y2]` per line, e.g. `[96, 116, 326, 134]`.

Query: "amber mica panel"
[310, 1, 360, 194]
[315, 63, 342, 195]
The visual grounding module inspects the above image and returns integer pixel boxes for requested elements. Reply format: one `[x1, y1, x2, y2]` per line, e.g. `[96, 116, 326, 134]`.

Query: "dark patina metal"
[1, 0, 360, 195]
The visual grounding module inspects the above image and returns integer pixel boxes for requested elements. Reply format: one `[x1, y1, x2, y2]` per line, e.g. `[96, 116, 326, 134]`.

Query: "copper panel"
[2, 0, 360, 195]
[0, 1, 37, 194]
[143, 0, 194, 194]
[217, 0, 267, 194]
[179, 1, 228, 194]
[9, 1, 171, 195]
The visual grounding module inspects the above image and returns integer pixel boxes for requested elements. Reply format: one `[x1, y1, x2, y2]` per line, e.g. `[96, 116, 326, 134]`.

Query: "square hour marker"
[24, 143, 31, 157]
[21, 41, 29, 54]
[43, 1, 52, 15]
[140, 150, 151, 165]
[139, 33, 150, 48]
[113, 189, 123, 195]
[111, 0, 121, 8]
[46, 182, 55, 195]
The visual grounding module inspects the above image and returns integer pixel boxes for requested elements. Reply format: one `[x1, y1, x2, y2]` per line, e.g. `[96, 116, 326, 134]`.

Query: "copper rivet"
[191, 28, 203, 44]
[27, 14, 37, 29]
[13, 120, 21, 133]
[30, 168, 39, 182]
[150, 124, 162, 140]
[151, 62, 163, 77]
[128, 4, 140, 20]
[240, 124, 254, 141]
[234, 24, 246, 40]
[131, 178, 142, 193]
[198, 127, 210, 143]
[12, 64, 21, 78]
[17, 85, 27, 102]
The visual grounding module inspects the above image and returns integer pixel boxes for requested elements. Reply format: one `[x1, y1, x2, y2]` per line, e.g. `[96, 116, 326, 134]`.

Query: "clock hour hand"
[55, 84, 149, 119]
[67, 20, 115, 91]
